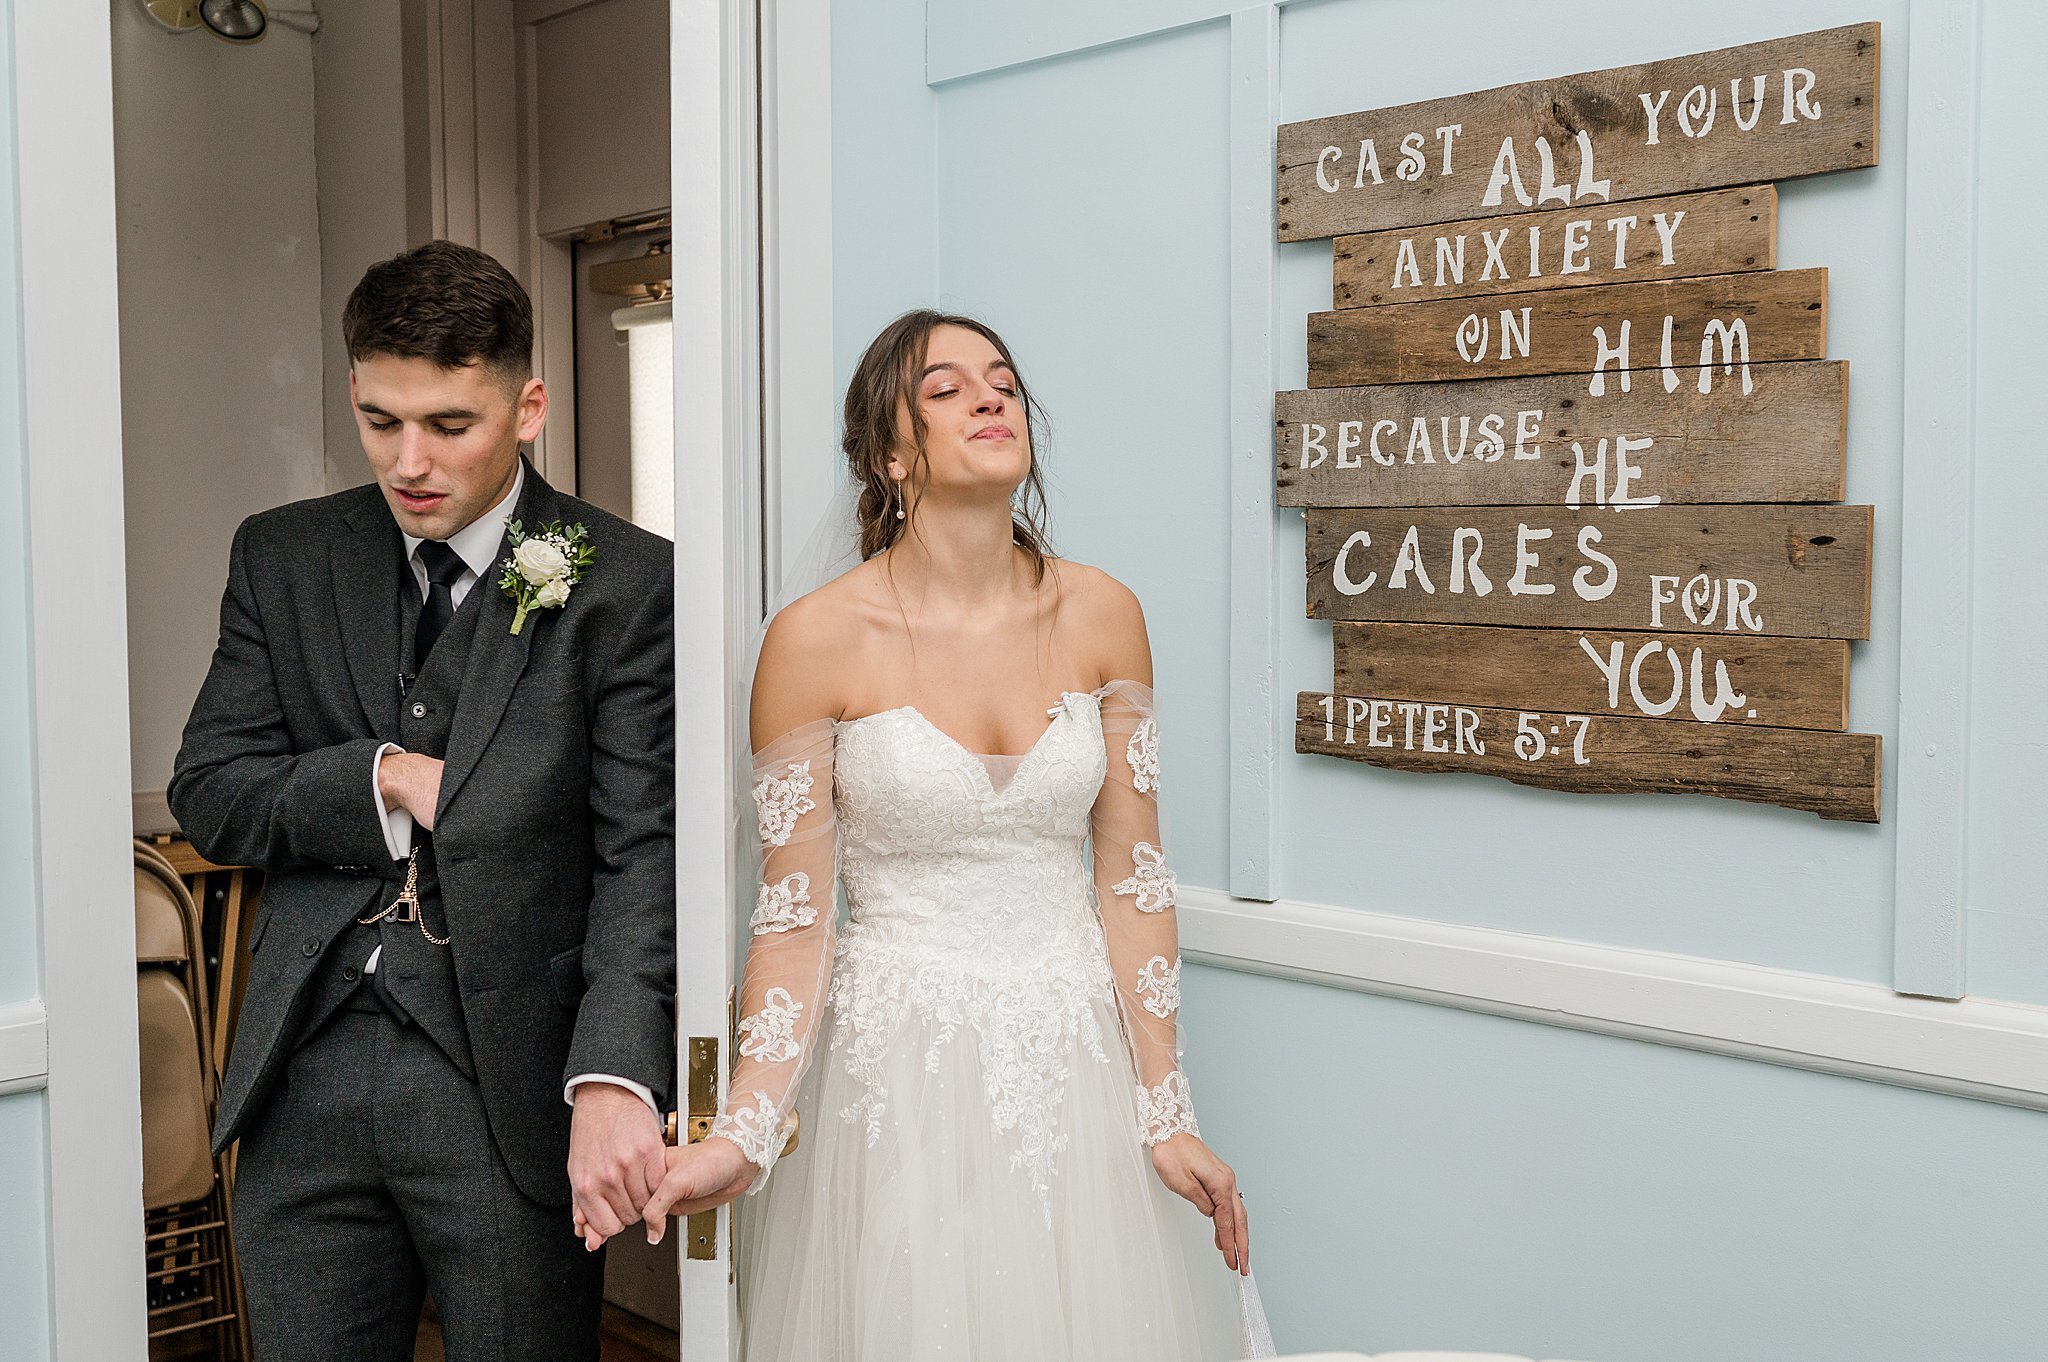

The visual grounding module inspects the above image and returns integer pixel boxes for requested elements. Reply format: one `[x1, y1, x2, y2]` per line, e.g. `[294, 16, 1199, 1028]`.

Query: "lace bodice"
[711, 682, 1198, 1198]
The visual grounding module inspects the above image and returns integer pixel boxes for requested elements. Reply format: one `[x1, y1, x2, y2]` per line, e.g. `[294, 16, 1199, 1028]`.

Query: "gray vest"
[296, 567, 485, 1077]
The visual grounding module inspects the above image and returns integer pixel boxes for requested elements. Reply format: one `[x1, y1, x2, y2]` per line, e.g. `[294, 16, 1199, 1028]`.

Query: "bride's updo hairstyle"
[843, 309, 1055, 582]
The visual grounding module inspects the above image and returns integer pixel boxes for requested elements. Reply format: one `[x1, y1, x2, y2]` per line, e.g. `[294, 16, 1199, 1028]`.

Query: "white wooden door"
[671, 0, 762, 1354]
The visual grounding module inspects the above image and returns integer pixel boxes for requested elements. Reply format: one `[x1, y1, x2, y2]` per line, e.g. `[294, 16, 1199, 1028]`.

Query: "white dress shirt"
[368, 464, 657, 1116]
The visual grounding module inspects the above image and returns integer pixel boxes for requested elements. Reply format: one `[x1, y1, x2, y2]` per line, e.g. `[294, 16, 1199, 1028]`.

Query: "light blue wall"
[832, 1, 2048, 1357]
[1, 1, 54, 1355]
[1963, 0, 2048, 1006]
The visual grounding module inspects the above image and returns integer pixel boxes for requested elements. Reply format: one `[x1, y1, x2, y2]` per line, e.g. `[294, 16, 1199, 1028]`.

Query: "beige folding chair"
[135, 839, 249, 1361]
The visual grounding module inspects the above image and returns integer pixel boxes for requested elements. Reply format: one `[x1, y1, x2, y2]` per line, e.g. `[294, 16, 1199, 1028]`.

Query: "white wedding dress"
[710, 681, 1236, 1360]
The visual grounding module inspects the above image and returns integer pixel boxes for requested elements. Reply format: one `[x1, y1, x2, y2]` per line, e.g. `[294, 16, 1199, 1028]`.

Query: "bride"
[644, 310, 1251, 1359]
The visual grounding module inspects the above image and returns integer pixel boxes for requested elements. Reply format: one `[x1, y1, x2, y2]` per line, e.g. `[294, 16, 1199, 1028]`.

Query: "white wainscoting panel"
[1180, 886, 2048, 1111]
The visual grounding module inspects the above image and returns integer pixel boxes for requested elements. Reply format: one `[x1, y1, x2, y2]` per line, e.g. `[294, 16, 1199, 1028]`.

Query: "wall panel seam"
[1181, 886, 2048, 1111]
[1891, 0, 1980, 998]
[1226, 7, 1279, 899]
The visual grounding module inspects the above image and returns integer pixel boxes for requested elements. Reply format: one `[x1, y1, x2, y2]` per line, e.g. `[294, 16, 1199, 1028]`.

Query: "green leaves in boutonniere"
[497, 519, 596, 636]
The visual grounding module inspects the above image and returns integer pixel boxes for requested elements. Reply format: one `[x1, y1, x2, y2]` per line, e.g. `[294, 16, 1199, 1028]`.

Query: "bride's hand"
[1150, 1133, 1249, 1274]
[639, 1137, 760, 1243]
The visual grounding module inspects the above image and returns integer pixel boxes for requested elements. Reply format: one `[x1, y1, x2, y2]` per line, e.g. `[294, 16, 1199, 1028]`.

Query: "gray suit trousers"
[232, 1005, 603, 1362]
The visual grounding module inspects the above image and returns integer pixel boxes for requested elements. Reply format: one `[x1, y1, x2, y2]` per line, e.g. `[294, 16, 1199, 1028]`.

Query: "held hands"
[1151, 1132, 1250, 1275]
[639, 1136, 758, 1244]
[570, 1127, 758, 1251]
[567, 1082, 668, 1252]
[377, 752, 445, 833]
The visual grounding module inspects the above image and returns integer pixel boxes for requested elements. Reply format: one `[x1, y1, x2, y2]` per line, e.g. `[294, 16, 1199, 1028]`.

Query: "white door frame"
[12, 1, 151, 1358]
[669, 0, 833, 1350]
[670, 0, 758, 1351]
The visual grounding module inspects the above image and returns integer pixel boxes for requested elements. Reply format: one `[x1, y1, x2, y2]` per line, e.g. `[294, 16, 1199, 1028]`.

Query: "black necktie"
[413, 539, 468, 675]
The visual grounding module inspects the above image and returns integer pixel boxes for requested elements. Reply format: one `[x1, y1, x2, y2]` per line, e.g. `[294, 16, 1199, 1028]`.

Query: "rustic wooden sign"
[1295, 690, 1880, 821]
[1333, 186, 1777, 308]
[1276, 23, 1879, 241]
[1276, 359, 1846, 509]
[1307, 268, 1827, 388]
[1332, 621, 1850, 730]
[1304, 504, 1872, 639]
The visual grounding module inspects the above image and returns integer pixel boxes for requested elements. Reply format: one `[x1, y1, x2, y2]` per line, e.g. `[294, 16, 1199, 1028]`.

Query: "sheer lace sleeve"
[1089, 680, 1198, 1147]
[708, 719, 838, 1189]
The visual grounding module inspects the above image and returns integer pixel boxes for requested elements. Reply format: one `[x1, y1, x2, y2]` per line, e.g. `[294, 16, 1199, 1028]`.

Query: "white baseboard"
[0, 999, 49, 1097]
[1178, 887, 2048, 1112]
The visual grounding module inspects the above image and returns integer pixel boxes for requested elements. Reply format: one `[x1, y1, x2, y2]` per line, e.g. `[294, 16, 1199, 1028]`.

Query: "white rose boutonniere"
[497, 519, 594, 635]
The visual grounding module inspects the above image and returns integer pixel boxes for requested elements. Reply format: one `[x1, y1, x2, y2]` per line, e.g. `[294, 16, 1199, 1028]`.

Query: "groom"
[170, 241, 675, 1360]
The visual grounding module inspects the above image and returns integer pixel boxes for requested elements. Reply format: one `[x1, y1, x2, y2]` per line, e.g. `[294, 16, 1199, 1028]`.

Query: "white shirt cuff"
[371, 742, 414, 862]
[565, 1074, 660, 1116]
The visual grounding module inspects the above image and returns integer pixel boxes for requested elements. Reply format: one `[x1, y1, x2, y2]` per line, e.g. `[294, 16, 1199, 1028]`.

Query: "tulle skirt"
[735, 988, 1230, 1361]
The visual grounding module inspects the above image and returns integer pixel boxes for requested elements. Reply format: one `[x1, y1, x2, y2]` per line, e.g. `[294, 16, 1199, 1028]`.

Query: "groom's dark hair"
[343, 240, 534, 391]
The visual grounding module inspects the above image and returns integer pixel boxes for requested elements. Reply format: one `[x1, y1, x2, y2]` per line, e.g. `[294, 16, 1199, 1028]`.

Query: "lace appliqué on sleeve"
[1134, 954, 1182, 1019]
[1125, 717, 1160, 794]
[709, 1090, 792, 1169]
[1136, 1070, 1199, 1145]
[1111, 841, 1178, 913]
[751, 871, 817, 935]
[736, 987, 805, 1063]
[753, 760, 817, 847]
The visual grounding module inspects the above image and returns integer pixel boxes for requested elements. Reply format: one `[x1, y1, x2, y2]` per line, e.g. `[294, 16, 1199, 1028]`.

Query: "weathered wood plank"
[1333, 186, 1776, 308]
[1307, 269, 1827, 387]
[1277, 23, 1880, 241]
[1331, 621, 1849, 730]
[1296, 690, 1880, 821]
[1305, 504, 1872, 639]
[1276, 360, 1846, 508]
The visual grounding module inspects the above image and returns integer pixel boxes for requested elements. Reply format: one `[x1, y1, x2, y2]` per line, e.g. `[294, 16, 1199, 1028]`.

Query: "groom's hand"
[567, 1082, 666, 1251]
[376, 752, 445, 832]
[640, 1137, 758, 1243]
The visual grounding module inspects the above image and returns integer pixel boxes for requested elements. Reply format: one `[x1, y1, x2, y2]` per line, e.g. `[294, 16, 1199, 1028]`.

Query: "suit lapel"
[330, 497, 408, 737]
[436, 461, 553, 818]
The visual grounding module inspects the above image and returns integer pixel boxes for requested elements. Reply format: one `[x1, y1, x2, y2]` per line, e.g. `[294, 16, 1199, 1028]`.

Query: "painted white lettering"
[1566, 438, 1608, 509]
[1315, 145, 1344, 193]
[1392, 238, 1423, 290]
[1781, 67, 1820, 124]
[1369, 419, 1398, 467]
[1727, 577, 1764, 632]
[1481, 137, 1533, 208]
[1512, 409, 1543, 461]
[1455, 313, 1490, 364]
[1580, 635, 1626, 708]
[1508, 523, 1556, 596]
[1610, 434, 1660, 509]
[1299, 422, 1328, 470]
[1590, 320, 1632, 397]
[1730, 74, 1767, 131]
[1435, 122, 1463, 174]
[1405, 417, 1436, 465]
[1629, 641, 1685, 716]
[1367, 698, 1394, 748]
[1648, 574, 1680, 627]
[1450, 526, 1494, 596]
[1335, 420, 1365, 469]
[1561, 218, 1593, 274]
[1388, 525, 1436, 592]
[1475, 412, 1507, 462]
[1651, 209, 1687, 265]
[1332, 530, 1376, 595]
[1606, 213, 1639, 268]
[1499, 306, 1533, 360]
[1354, 138, 1384, 187]
[1677, 83, 1718, 139]
[1640, 88, 1672, 146]
[1434, 235, 1466, 287]
[1396, 131, 1428, 182]
[1698, 317, 1754, 395]
[1480, 228, 1511, 282]
[1573, 525, 1618, 601]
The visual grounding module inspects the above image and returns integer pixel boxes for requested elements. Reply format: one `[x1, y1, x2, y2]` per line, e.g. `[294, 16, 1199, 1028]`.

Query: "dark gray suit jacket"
[169, 462, 675, 1206]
